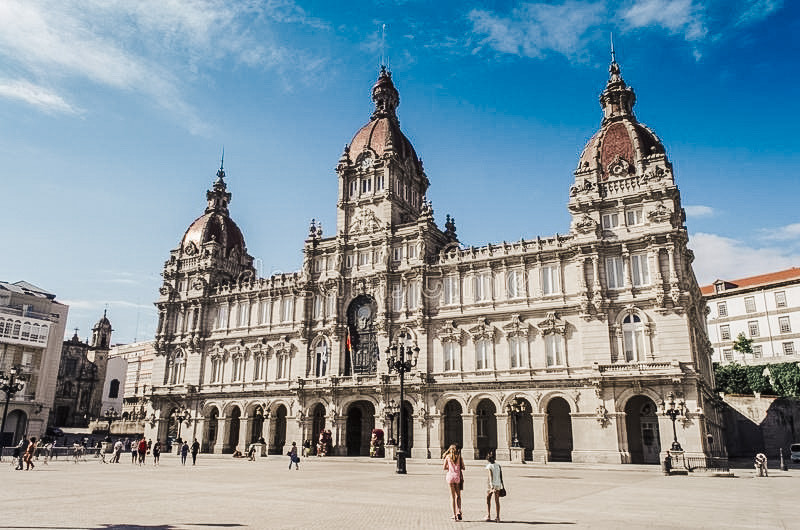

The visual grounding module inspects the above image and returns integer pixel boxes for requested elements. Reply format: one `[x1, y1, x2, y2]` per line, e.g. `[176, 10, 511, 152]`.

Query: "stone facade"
[52, 312, 112, 427]
[0, 280, 68, 444]
[146, 60, 723, 464]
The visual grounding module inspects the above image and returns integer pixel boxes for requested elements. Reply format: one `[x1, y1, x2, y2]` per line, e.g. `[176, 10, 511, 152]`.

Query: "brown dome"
[181, 211, 245, 255]
[577, 120, 665, 177]
[349, 116, 419, 162]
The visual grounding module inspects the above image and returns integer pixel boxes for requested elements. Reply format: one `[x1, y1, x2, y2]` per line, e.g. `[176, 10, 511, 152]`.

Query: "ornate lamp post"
[384, 399, 399, 445]
[662, 392, 685, 452]
[1, 365, 27, 446]
[171, 406, 192, 445]
[505, 396, 527, 448]
[385, 337, 419, 474]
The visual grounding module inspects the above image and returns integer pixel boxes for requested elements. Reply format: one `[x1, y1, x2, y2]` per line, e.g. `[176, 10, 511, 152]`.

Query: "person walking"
[13, 438, 26, 470]
[152, 440, 161, 466]
[191, 439, 200, 465]
[180, 441, 189, 465]
[137, 437, 147, 466]
[23, 437, 37, 470]
[485, 452, 504, 522]
[131, 439, 138, 464]
[288, 442, 299, 470]
[112, 440, 123, 463]
[442, 444, 465, 521]
[755, 452, 768, 477]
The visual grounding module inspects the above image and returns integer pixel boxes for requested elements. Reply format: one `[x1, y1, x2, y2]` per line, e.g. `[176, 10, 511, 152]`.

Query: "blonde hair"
[444, 444, 460, 463]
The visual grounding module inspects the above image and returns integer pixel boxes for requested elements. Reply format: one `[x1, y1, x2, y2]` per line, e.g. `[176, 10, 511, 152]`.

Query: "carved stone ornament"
[607, 155, 631, 178]
[647, 202, 672, 223]
[502, 314, 532, 338]
[191, 278, 206, 291]
[184, 242, 198, 255]
[468, 317, 495, 341]
[596, 404, 611, 427]
[574, 214, 598, 234]
[437, 320, 461, 344]
[348, 208, 382, 235]
[642, 165, 667, 182]
[569, 179, 594, 197]
[537, 312, 566, 335]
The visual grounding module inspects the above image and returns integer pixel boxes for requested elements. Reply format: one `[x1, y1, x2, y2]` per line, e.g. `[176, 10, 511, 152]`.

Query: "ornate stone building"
[52, 312, 112, 427]
[147, 59, 723, 464]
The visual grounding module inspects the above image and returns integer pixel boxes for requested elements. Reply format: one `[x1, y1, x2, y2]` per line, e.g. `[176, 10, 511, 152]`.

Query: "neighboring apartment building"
[0, 281, 68, 444]
[108, 340, 155, 422]
[702, 267, 800, 363]
[144, 59, 721, 465]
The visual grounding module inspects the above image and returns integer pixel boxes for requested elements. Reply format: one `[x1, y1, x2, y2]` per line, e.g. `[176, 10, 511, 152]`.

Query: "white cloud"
[760, 222, 800, 241]
[736, 0, 783, 26]
[0, 79, 79, 114]
[620, 0, 707, 41]
[684, 205, 714, 217]
[689, 232, 800, 284]
[468, 1, 605, 60]
[0, 0, 326, 132]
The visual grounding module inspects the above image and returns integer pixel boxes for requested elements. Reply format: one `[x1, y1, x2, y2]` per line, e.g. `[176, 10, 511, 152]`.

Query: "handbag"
[498, 465, 507, 497]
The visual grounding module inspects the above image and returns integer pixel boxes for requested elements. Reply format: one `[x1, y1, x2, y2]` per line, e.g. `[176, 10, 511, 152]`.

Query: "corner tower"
[336, 67, 430, 235]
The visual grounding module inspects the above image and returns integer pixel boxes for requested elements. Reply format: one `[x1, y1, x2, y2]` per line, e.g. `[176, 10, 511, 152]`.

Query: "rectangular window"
[392, 246, 403, 262]
[217, 306, 228, 329]
[606, 257, 624, 289]
[752, 345, 763, 358]
[630, 253, 650, 287]
[392, 283, 404, 312]
[541, 264, 560, 295]
[775, 291, 787, 308]
[507, 270, 522, 299]
[361, 178, 372, 193]
[407, 244, 418, 259]
[443, 343, 457, 372]
[443, 276, 459, 305]
[545, 334, 563, 367]
[509, 336, 523, 368]
[626, 208, 643, 226]
[314, 258, 323, 273]
[601, 212, 619, 229]
[475, 340, 490, 370]
[238, 304, 249, 328]
[260, 301, 271, 325]
[375, 175, 384, 190]
[723, 348, 733, 361]
[779, 316, 792, 334]
[720, 325, 731, 341]
[349, 180, 358, 198]
[281, 298, 293, 323]
[748, 320, 760, 337]
[783, 342, 795, 355]
[474, 273, 492, 302]
[276, 355, 289, 379]
[345, 254, 353, 268]
[313, 295, 323, 319]
[717, 302, 728, 317]
[359, 252, 370, 266]
[407, 282, 419, 310]
[745, 296, 756, 313]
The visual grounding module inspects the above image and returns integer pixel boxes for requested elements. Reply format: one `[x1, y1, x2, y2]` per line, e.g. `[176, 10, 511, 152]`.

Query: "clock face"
[357, 305, 372, 320]
[360, 157, 373, 170]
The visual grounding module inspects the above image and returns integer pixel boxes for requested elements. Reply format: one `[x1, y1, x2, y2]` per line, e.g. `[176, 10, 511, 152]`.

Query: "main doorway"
[346, 401, 375, 456]
[625, 395, 661, 464]
[546, 397, 573, 462]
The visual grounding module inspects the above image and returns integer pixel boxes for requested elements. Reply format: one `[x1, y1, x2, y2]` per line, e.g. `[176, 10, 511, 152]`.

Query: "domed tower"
[87, 310, 112, 419]
[156, 162, 255, 355]
[569, 55, 684, 239]
[336, 67, 430, 234]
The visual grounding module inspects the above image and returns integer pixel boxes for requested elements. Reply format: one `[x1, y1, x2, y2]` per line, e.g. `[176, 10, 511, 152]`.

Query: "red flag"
[346, 331, 351, 352]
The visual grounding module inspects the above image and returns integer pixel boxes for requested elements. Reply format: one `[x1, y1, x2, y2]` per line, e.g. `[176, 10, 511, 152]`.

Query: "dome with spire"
[180, 165, 246, 256]
[576, 58, 665, 180]
[348, 67, 420, 164]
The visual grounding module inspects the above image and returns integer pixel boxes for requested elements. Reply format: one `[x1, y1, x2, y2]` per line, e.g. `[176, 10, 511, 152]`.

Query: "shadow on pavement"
[0, 525, 246, 530]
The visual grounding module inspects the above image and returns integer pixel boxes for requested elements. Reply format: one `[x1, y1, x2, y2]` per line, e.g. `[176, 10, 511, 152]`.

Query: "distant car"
[790, 443, 800, 463]
[46, 427, 64, 437]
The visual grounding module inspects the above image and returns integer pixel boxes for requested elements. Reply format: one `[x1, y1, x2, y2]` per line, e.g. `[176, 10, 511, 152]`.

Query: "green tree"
[732, 332, 753, 356]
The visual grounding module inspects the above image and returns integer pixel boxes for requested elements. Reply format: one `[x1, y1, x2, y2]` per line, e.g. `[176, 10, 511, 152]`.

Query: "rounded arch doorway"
[625, 395, 661, 464]
[443, 400, 463, 451]
[346, 401, 375, 456]
[345, 295, 379, 375]
[546, 397, 573, 462]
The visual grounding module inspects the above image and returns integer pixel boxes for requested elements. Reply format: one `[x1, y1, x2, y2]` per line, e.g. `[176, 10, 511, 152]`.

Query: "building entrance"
[346, 401, 375, 456]
[625, 395, 661, 464]
[547, 397, 573, 462]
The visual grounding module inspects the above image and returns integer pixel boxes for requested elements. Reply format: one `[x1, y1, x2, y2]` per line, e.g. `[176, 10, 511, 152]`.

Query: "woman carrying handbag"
[442, 444, 465, 521]
[485, 451, 505, 522]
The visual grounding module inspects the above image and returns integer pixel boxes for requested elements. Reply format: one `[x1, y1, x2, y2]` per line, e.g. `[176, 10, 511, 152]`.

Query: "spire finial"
[380, 23, 387, 71]
[610, 32, 616, 64]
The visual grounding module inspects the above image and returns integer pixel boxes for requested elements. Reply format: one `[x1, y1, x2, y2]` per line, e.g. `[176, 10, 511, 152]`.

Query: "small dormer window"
[714, 282, 724, 293]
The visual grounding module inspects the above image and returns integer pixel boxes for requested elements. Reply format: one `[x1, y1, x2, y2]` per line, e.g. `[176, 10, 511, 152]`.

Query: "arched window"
[314, 338, 329, 378]
[109, 379, 120, 398]
[622, 314, 646, 362]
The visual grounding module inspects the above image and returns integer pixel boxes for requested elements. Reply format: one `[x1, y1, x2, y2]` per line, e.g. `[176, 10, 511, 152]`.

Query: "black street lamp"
[385, 336, 419, 474]
[1, 365, 27, 446]
[505, 396, 527, 448]
[662, 392, 685, 452]
[384, 399, 399, 446]
[171, 406, 192, 444]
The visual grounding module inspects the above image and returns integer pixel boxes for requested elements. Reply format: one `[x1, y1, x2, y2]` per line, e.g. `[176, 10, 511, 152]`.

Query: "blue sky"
[1, 0, 798, 344]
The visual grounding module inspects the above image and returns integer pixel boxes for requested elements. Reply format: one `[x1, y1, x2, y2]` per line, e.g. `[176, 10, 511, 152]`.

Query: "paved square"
[1, 455, 795, 529]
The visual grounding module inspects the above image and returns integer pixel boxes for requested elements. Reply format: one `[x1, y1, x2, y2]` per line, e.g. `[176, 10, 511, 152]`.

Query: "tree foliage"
[713, 361, 800, 397]
[732, 332, 753, 355]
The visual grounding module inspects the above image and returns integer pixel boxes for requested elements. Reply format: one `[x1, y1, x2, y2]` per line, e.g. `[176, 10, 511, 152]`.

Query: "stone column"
[190, 417, 204, 448]
[495, 413, 510, 461]
[411, 415, 429, 459]
[333, 416, 347, 456]
[261, 413, 271, 453]
[461, 414, 475, 460]
[214, 417, 229, 454]
[238, 417, 251, 453]
[283, 414, 303, 454]
[532, 413, 548, 463]
[429, 414, 442, 460]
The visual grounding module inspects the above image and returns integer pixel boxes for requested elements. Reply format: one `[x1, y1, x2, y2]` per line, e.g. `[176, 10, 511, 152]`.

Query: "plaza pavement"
[0, 453, 795, 530]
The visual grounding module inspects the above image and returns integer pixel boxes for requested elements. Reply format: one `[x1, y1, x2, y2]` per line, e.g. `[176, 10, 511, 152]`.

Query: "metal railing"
[684, 455, 730, 473]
